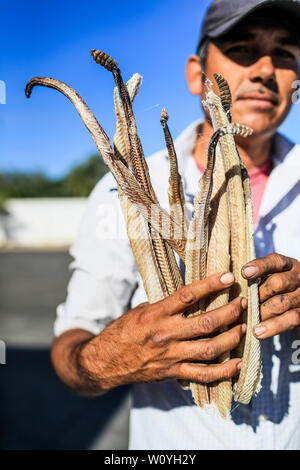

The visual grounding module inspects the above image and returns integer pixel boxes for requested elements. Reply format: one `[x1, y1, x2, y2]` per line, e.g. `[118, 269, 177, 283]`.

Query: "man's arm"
[51, 329, 99, 395]
[51, 272, 247, 396]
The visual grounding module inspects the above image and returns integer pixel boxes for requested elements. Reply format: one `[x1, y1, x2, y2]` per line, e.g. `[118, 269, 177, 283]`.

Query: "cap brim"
[207, 0, 300, 39]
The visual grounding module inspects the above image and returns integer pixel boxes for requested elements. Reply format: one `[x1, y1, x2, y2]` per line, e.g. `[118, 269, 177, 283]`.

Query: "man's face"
[202, 22, 300, 136]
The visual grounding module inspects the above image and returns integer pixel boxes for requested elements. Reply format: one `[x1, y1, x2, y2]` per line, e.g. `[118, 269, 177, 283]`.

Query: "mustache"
[235, 87, 279, 105]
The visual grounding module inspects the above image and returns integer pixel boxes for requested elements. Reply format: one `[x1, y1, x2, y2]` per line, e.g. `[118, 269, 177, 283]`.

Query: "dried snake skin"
[205, 84, 262, 405]
[26, 52, 262, 416]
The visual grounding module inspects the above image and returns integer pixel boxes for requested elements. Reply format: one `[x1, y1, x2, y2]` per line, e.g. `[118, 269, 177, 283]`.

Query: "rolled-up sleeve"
[54, 173, 139, 337]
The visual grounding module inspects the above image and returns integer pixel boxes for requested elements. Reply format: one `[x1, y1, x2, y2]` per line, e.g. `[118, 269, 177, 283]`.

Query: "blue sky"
[1, 0, 300, 178]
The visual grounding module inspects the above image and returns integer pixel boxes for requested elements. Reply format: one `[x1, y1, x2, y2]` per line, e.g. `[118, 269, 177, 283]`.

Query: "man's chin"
[232, 111, 279, 136]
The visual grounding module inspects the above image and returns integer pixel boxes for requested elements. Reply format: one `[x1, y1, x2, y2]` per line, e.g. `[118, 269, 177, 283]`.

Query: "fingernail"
[220, 272, 234, 285]
[242, 323, 247, 334]
[241, 298, 248, 309]
[237, 361, 243, 371]
[243, 266, 258, 278]
[254, 325, 266, 337]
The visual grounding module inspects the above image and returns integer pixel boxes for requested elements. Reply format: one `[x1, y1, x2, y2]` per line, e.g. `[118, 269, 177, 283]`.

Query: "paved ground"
[0, 250, 130, 450]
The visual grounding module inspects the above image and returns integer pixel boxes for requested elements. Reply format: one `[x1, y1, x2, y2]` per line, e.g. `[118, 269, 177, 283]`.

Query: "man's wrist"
[74, 338, 107, 396]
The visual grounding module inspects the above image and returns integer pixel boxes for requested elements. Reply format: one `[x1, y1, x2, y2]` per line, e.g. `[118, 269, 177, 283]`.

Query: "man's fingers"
[242, 253, 293, 280]
[174, 296, 247, 339]
[154, 272, 234, 317]
[176, 324, 246, 361]
[260, 287, 300, 321]
[253, 309, 300, 339]
[172, 359, 242, 383]
[259, 269, 300, 303]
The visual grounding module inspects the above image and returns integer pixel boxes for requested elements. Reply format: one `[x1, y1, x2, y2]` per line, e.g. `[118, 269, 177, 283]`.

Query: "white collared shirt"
[55, 120, 300, 450]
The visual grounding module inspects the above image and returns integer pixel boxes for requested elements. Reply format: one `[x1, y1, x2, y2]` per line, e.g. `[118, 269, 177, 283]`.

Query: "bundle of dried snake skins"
[25, 50, 262, 418]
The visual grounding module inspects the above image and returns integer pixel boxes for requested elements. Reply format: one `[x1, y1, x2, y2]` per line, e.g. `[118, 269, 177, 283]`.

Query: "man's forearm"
[51, 329, 106, 396]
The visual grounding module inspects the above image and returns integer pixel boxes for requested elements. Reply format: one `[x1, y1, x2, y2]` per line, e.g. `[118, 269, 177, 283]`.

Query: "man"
[51, 0, 300, 450]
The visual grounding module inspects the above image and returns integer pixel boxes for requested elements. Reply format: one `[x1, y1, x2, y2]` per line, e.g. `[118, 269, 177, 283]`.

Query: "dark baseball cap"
[197, 0, 300, 52]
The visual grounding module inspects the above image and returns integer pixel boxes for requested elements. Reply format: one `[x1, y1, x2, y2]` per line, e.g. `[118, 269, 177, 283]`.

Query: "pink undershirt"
[196, 159, 273, 226]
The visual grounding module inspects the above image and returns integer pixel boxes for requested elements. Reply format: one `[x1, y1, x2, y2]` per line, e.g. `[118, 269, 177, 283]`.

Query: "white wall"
[0, 198, 87, 248]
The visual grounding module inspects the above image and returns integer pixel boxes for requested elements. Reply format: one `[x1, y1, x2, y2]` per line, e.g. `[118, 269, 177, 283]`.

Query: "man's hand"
[78, 272, 247, 392]
[242, 253, 300, 339]
[52, 272, 247, 395]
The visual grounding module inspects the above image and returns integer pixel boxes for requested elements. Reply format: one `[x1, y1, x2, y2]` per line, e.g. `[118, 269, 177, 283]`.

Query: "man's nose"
[249, 55, 276, 85]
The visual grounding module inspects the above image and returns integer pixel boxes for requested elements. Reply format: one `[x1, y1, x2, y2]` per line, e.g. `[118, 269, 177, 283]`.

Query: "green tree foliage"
[0, 154, 108, 207]
[63, 154, 108, 197]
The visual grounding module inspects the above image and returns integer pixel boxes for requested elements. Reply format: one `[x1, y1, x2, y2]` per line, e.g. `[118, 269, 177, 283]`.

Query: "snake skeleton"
[26, 50, 262, 418]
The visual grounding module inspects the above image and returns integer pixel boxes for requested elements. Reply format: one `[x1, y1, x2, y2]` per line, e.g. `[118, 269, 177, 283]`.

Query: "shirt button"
[258, 414, 268, 423]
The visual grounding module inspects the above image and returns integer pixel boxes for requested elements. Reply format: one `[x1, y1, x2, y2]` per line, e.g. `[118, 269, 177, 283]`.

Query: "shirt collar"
[271, 132, 295, 167]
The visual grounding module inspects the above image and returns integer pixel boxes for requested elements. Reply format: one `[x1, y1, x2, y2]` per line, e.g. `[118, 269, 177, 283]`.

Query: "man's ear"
[186, 54, 204, 96]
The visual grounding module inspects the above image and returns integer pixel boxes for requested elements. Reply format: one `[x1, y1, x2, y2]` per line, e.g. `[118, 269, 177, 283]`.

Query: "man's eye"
[275, 49, 295, 59]
[227, 45, 251, 54]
